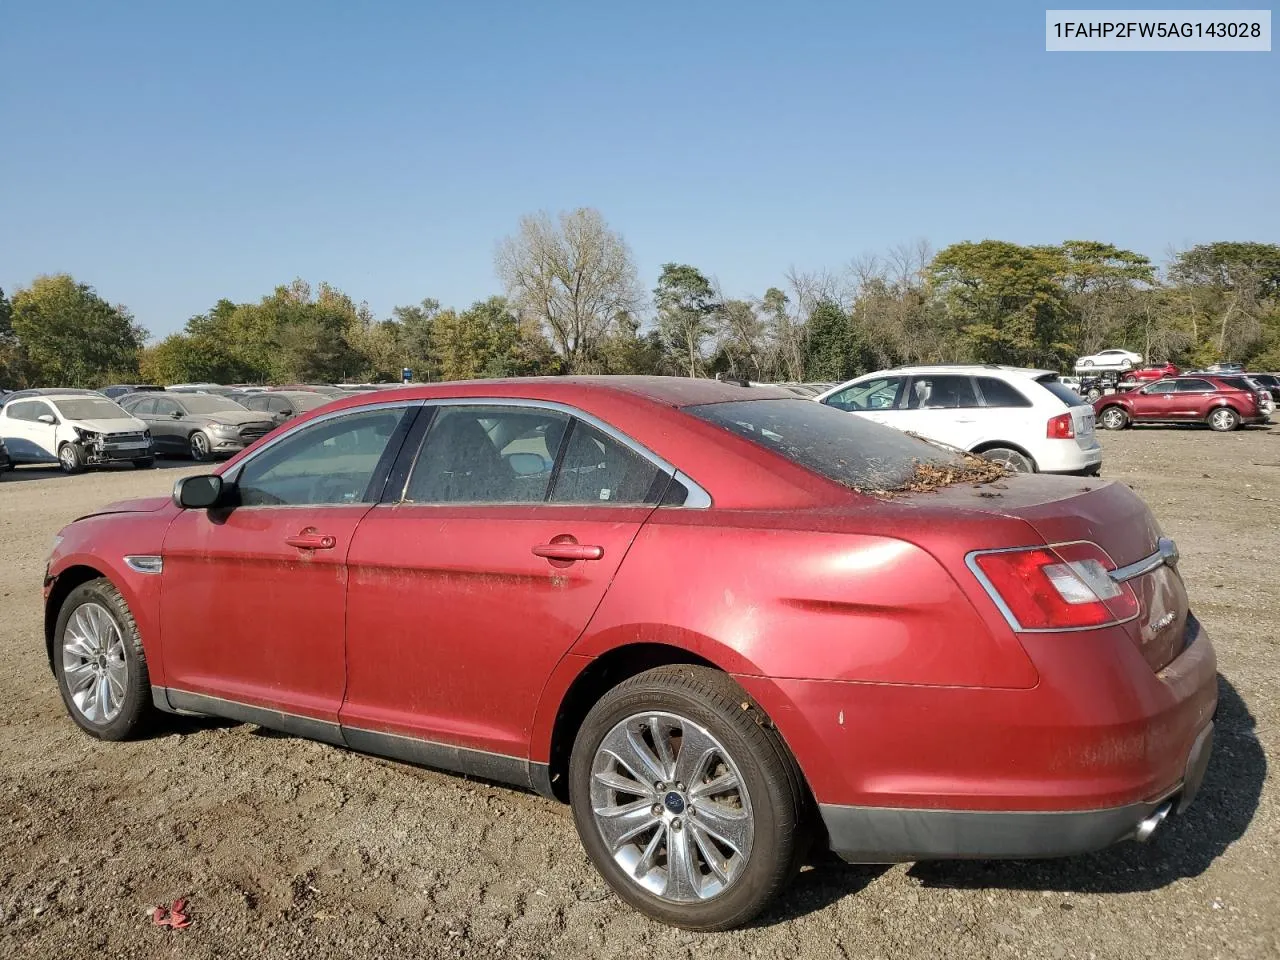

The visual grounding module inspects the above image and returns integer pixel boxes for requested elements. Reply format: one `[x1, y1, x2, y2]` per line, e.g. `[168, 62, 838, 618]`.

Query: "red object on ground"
[152, 897, 191, 929]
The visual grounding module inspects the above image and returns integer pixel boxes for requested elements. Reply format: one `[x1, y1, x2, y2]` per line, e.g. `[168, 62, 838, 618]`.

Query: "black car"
[1248, 373, 1280, 402]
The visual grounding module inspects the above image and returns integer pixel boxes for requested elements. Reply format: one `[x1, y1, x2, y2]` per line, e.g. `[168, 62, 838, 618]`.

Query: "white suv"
[813, 366, 1102, 475]
[0, 393, 154, 473]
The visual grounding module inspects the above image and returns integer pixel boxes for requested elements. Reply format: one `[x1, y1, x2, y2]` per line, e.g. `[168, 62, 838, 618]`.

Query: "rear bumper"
[1034, 437, 1103, 475]
[819, 721, 1213, 861]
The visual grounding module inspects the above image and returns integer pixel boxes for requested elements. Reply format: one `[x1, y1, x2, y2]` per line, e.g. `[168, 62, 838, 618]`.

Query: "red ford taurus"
[44, 377, 1217, 930]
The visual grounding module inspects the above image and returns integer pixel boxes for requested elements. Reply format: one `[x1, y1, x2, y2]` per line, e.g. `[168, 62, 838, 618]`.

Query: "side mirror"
[173, 474, 224, 509]
[170, 410, 184, 419]
[281, 409, 293, 417]
[38, 414, 57, 425]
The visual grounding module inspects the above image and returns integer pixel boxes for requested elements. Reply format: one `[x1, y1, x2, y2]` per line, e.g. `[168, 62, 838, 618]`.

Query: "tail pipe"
[1134, 800, 1173, 843]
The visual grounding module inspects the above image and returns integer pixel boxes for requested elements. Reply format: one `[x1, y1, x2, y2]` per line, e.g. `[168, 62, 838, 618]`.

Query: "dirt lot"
[1, 430, 1277, 960]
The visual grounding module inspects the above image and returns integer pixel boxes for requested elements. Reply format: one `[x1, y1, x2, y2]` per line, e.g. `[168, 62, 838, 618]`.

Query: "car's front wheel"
[58, 442, 86, 474]
[53, 579, 152, 740]
[1100, 406, 1129, 430]
[569, 666, 808, 931]
[1208, 407, 1240, 432]
[189, 430, 212, 461]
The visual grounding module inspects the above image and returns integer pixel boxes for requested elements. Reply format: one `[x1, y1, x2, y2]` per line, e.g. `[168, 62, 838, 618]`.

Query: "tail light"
[968, 542, 1139, 631]
[1046, 412, 1075, 439]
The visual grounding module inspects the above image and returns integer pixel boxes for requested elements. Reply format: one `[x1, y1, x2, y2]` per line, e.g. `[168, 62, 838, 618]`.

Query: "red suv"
[1095, 376, 1267, 432]
[1125, 363, 1180, 385]
[43, 378, 1217, 929]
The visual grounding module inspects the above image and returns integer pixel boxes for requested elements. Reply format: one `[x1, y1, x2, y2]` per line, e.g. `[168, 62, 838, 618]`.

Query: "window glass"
[52, 398, 130, 420]
[822, 377, 903, 412]
[405, 406, 569, 504]
[179, 395, 247, 415]
[243, 395, 269, 411]
[6, 400, 47, 422]
[905, 375, 979, 409]
[236, 408, 408, 506]
[976, 377, 1032, 408]
[1146, 381, 1176, 394]
[129, 398, 154, 416]
[550, 421, 665, 504]
[153, 398, 181, 417]
[1175, 378, 1213, 392]
[687, 398, 965, 491]
[1035, 378, 1083, 407]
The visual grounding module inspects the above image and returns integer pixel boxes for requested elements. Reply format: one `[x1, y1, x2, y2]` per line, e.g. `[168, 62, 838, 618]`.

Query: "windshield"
[53, 398, 131, 420]
[180, 395, 248, 414]
[686, 398, 1001, 492]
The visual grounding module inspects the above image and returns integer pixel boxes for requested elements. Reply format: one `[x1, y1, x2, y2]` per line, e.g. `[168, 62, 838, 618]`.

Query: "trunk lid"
[922, 475, 1186, 671]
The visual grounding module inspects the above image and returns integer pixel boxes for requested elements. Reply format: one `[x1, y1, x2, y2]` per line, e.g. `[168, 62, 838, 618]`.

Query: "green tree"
[802, 300, 862, 381]
[9, 274, 147, 386]
[655, 263, 719, 377]
[930, 242, 1072, 366]
[1168, 242, 1280, 361]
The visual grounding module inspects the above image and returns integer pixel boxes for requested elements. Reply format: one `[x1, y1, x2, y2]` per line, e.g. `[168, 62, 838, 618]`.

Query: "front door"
[159, 404, 417, 729]
[342, 403, 669, 762]
[1131, 380, 1178, 420]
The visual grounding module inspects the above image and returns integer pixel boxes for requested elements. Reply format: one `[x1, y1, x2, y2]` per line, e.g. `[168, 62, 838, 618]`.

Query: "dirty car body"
[44, 376, 1218, 928]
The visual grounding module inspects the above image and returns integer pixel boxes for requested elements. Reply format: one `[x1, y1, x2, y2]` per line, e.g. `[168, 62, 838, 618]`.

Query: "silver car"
[120, 393, 275, 461]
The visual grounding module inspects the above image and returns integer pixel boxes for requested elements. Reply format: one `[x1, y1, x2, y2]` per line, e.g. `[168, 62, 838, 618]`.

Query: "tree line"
[2, 208, 1278, 390]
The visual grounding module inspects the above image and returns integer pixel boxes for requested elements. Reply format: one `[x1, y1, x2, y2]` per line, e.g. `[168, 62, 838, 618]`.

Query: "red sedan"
[43, 377, 1216, 930]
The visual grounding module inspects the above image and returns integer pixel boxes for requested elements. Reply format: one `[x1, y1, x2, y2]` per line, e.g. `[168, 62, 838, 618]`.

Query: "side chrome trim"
[1111, 536, 1179, 583]
[221, 399, 425, 484]
[123, 555, 163, 575]
[401, 396, 713, 508]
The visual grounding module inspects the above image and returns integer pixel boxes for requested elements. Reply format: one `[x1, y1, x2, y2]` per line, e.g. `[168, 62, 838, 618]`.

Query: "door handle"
[532, 542, 604, 562]
[285, 532, 336, 550]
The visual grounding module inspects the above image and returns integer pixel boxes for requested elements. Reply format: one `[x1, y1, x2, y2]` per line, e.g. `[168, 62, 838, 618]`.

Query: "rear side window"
[904, 375, 979, 409]
[686, 398, 964, 490]
[976, 377, 1032, 408]
[549, 422, 664, 504]
[1175, 379, 1213, 392]
[1035, 377, 1084, 407]
[131, 398, 158, 416]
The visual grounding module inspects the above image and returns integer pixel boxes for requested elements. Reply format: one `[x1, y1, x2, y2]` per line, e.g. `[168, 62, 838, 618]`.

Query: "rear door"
[341, 402, 671, 762]
[1172, 378, 1215, 420]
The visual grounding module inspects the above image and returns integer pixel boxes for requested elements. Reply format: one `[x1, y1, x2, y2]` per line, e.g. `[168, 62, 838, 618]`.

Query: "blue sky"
[2, 1, 1276, 339]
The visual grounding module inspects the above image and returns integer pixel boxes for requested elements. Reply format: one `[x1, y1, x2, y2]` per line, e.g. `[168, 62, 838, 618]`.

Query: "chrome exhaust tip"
[1134, 801, 1173, 843]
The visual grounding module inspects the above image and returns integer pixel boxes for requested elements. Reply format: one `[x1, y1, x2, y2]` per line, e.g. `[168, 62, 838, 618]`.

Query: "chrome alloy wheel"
[1102, 408, 1127, 429]
[589, 711, 754, 903]
[61, 602, 128, 724]
[1210, 408, 1235, 431]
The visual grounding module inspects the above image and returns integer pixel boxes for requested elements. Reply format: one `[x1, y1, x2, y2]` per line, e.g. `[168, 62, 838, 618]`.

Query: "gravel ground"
[1, 430, 1276, 960]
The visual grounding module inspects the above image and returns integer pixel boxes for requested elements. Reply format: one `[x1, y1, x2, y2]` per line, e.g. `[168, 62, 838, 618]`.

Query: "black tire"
[132, 456, 156, 469]
[1100, 406, 1129, 430]
[189, 430, 212, 461]
[978, 447, 1035, 473]
[1208, 407, 1240, 432]
[1080, 359, 1094, 367]
[53, 578, 153, 740]
[569, 665, 809, 931]
[58, 442, 86, 474]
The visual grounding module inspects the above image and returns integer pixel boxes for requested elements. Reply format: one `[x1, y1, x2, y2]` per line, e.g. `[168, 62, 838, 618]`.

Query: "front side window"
[822, 377, 903, 412]
[179, 395, 247, 415]
[549, 422, 664, 504]
[405, 406, 569, 504]
[235, 407, 409, 506]
[153, 398, 181, 417]
[130, 398, 157, 416]
[905, 375, 979, 410]
[1146, 381, 1176, 394]
[6, 400, 48, 423]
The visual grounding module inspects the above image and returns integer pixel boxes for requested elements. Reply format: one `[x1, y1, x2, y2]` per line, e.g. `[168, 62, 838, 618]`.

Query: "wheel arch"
[968, 439, 1036, 465]
[44, 563, 110, 670]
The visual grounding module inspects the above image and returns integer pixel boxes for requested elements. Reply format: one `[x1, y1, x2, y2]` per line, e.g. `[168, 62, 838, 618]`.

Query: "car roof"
[314, 376, 797, 408]
[854, 365, 1055, 380]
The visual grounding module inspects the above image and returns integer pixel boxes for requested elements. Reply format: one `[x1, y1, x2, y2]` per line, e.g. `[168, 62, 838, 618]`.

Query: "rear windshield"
[1034, 376, 1084, 407]
[686, 398, 980, 491]
[52, 398, 130, 420]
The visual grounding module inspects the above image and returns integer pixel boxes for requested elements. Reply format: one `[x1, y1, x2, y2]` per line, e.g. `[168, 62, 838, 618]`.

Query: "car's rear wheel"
[58, 442, 86, 474]
[53, 579, 152, 740]
[1208, 407, 1240, 432]
[569, 666, 808, 931]
[1100, 406, 1129, 430]
[189, 430, 212, 461]
[1080, 359, 1094, 367]
[978, 447, 1034, 472]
